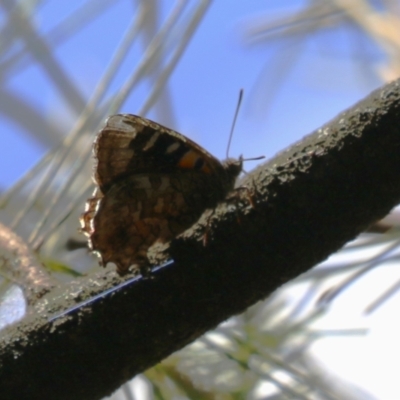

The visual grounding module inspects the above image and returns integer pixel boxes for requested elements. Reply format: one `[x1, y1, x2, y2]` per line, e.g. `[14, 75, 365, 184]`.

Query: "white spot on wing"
[105, 115, 139, 134]
[166, 142, 180, 153]
[143, 132, 160, 151]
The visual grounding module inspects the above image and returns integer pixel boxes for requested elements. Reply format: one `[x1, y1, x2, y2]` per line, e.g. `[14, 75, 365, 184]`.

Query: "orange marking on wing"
[201, 164, 212, 173]
[177, 150, 212, 173]
[177, 150, 198, 168]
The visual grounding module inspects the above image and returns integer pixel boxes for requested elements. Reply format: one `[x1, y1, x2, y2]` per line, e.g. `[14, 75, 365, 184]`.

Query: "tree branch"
[0, 223, 57, 303]
[1, 79, 400, 399]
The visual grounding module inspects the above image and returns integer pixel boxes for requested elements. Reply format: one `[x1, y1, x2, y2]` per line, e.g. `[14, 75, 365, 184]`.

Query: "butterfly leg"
[235, 184, 257, 209]
[202, 209, 216, 246]
[225, 182, 258, 225]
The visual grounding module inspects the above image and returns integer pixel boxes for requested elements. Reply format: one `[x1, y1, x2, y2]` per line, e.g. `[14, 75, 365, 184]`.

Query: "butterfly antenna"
[226, 89, 244, 159]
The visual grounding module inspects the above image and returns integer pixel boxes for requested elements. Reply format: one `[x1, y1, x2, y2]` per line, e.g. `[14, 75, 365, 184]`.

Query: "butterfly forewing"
[94, 115, 225, 193]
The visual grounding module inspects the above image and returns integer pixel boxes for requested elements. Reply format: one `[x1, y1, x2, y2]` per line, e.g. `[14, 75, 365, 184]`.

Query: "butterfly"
[80, 114, 243, 275]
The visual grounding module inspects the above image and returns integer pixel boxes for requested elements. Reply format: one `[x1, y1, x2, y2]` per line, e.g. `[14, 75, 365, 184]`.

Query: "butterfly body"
[81, 114, 242, 274]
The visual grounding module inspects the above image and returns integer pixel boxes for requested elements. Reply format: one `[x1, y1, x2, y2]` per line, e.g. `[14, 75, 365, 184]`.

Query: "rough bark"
[1, 79, 400, 399]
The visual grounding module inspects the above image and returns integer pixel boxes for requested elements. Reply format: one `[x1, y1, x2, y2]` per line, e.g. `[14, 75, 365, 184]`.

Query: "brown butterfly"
[80, 114, 243, 275]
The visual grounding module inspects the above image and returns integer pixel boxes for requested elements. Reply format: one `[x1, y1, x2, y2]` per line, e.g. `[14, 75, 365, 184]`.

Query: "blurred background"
[0, 0, 400, 398]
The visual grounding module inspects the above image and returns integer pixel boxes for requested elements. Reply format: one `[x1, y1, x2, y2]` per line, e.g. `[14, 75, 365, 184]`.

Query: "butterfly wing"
[82, 170, 223, 273]
[94, 114, 226, 193]
[81, 114, 241, 274]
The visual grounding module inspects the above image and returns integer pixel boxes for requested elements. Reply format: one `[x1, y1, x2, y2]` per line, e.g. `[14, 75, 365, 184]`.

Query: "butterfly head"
[222, 154, 265, 188]
[222, 156, 243, 189]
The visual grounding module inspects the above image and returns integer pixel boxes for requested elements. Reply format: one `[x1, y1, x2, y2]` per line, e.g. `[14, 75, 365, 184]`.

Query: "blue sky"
[0, 0, 383, 189]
